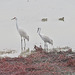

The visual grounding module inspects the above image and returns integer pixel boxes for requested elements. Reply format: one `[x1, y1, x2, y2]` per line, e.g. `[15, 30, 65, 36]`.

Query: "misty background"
[0, 0, 75, 53]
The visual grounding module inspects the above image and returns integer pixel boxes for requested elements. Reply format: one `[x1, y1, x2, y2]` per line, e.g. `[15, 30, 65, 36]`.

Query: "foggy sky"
[0, 0, 75, 51]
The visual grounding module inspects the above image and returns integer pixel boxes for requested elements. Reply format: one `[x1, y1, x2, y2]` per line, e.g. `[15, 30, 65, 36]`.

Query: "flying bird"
[59, 17, 64, 21]
[37, 28, 53, 51]
[11, 17, 29, 52]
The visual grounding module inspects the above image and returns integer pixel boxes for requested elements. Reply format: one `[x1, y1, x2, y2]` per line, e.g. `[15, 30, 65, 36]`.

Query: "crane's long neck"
[15, 19, 19, 30]
[38, 30, 42, 38]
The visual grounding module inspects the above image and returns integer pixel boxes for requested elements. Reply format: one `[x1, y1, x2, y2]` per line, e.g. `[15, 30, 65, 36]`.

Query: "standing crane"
[11, 17, 29, 52]
[37, 28, 53, 51]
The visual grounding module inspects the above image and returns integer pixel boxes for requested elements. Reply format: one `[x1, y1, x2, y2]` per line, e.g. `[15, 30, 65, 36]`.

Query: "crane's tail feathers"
[27, 36, 29, 41]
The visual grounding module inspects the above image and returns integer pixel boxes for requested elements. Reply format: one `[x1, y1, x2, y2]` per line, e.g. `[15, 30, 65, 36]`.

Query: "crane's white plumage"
[18, 29, 29, 41]
[11, 17, 29, 52]
[37, 28, 53, 50]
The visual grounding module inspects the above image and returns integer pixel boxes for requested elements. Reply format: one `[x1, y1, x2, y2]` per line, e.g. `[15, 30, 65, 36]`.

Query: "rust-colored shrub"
[0, 46, 75, 75]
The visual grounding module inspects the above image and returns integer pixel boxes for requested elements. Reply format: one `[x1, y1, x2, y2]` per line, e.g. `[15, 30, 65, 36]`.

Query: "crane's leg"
[45, 43, 48, 52]
[44, 42, 46, 50]
[21, 37, 23, 52]
[24, 39, 26, 51]
[44, 43, 45, 50]
[47, 44, 48, 52]
[44, 43, 48, 52]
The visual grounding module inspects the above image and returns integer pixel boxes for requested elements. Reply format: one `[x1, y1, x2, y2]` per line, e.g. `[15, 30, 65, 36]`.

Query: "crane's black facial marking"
[37, 27, 41, 33]
[38, 28, 41, 31]
[37, 28, 39, 33]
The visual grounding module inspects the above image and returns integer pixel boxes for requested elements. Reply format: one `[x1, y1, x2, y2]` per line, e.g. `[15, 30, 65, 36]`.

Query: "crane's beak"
[11, 17, 16, 20]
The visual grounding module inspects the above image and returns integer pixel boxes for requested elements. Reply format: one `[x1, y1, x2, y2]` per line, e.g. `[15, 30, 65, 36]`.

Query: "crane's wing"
[18, 29, 29, 41]
[41, 35, 53, 45]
